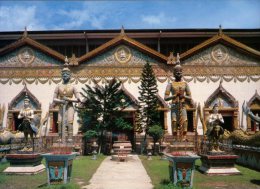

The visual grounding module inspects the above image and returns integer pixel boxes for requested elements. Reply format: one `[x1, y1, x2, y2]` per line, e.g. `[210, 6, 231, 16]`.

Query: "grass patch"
[0, 154, 105, 189]
[140, 155, 260, 189]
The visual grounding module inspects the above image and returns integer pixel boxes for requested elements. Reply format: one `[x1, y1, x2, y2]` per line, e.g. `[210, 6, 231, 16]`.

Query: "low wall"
[232, 145, 260, 171]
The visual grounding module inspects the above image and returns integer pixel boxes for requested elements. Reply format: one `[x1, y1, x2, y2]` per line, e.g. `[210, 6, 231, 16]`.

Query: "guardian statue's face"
[174, 66, 182, 81]
[62, 71, 71, 83]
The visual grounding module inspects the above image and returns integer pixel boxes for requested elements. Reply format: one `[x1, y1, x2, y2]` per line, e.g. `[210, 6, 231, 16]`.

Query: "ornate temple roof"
[8, 84, 41, 110]
[204, 82, 238, 108]
[0, 28, 65, 62]
[180, 27, 260, 61]
[78, 27, 168, 64]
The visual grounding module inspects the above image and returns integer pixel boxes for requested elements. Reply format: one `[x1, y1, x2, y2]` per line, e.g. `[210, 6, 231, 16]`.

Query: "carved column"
[164, 111, 168, 130]
[233, 110, 239, 130]
[247, 115, 251, 131]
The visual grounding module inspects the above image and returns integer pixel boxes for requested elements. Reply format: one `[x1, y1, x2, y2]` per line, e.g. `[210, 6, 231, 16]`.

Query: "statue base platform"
[41, 152, 77, 185]
[4, 153, 45, 175]
[199, 154, 241, 175]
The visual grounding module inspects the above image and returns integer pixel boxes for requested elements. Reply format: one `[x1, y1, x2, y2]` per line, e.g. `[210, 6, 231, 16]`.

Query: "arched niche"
[204, 83, 239, 131]
[7, 85, 41, 131]
[246, 90, 260, 132]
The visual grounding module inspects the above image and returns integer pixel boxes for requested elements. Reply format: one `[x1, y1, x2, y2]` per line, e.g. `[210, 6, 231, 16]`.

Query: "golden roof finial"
[120, 25, 125, 36]
[64, 56, 69, 66]
[23, 26, 28, 38]
[62, 56, 71, 73]
[176, 53, 180, 64]
[218, 25, 223, 36]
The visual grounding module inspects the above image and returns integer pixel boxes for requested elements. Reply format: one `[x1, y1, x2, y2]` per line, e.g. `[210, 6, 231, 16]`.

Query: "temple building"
[0, 27, 259, 144]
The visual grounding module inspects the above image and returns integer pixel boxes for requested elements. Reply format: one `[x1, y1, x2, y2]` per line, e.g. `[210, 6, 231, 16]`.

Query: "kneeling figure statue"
[206, 104, 224, 152]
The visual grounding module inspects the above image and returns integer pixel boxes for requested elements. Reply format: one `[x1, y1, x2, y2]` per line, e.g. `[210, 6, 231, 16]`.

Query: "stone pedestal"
[199, 154, 241, 175]
[165, 152, 200, 188]
[42, 152, 77, 185]
[4, 153, 45, 175]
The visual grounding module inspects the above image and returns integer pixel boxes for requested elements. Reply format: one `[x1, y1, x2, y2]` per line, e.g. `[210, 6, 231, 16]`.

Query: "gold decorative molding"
[0, 65, 259, 84]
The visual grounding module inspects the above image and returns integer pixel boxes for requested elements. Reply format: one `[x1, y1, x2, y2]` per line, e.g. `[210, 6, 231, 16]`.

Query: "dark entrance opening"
[187, 110, 194, 132]
[112, 113, 134, 147]
[52, 111, 58, 133]
[222, 116, 233, 131]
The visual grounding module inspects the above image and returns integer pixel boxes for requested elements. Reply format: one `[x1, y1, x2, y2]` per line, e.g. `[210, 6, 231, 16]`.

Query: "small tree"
[138, 61, 160, 153]
[78, 79, 131, 153]
[147, 125, 164, 154]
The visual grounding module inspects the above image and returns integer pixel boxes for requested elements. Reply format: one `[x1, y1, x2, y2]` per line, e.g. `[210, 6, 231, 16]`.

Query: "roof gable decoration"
[82, 44, 162, 67]
[204, 82, 238, 108]
[0, 45, 63, 67]
[182, 43, 259, 66]
[8, 85, 41, 110]
[78, 28, 168, 64]
[119, 85, 139, 111]
[0, 28, 65, 65]
[180, 27, 260, 65]
[247, 90, 260, 109]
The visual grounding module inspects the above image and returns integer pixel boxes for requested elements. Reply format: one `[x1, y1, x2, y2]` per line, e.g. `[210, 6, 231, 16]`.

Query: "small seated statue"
[206, 104, 224, 152]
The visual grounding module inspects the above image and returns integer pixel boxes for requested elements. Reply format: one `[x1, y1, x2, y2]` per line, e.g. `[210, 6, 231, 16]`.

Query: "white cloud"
[142, 14, 161, 25]
[56, 2, 109, 29]
[0, 5, 45, 31]
[141, 13, 177, 27]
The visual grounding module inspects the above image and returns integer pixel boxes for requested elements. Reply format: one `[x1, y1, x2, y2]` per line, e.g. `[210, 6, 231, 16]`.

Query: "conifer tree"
[78, 79, 131, 154]
[138, 62, 159, 152]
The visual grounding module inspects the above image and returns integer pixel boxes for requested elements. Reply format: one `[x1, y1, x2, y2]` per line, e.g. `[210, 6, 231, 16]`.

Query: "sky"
[0, 0, 260, 32]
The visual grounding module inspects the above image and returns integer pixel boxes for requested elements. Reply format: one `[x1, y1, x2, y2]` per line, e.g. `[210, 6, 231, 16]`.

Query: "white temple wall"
[1, 77, 259, 136]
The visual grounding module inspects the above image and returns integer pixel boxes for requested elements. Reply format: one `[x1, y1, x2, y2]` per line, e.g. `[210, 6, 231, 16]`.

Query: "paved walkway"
[83, 155, 153, 189]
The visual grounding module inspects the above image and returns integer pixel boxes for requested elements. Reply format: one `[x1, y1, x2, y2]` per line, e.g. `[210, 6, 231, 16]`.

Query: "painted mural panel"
[0, 46, 62, 67]
[183, 44, 259, 66]
[82, 45, 161, 67]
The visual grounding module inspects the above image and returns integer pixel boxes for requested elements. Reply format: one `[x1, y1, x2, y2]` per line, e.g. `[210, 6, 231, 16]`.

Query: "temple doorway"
[7, 85, 42, 132]
[112, 112, 135, 147]
[247, 91, 260, 132]
[204, 82, 239, 131]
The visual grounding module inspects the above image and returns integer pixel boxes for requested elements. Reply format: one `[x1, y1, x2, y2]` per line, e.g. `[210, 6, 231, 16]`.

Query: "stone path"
[83, 155, 153, 189]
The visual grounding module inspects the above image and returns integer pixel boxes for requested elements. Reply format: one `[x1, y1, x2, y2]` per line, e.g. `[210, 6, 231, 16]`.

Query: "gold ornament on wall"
[211, 45, 228, 63]
[114, 45, 132, 63]
[18, 47, 35, 65]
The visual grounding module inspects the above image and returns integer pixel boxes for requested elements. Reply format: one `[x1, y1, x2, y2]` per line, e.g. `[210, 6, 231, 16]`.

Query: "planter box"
[165, 152, 200, 188]
[41, 152, 77, 185]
